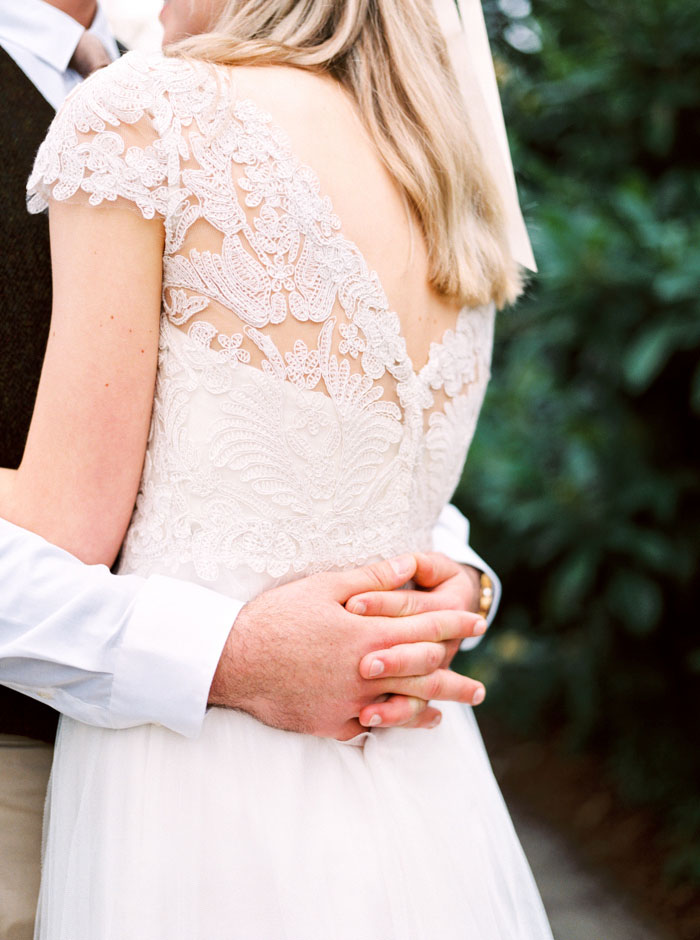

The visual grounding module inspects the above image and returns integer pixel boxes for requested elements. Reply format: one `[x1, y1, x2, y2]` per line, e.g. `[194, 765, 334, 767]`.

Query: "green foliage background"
[455, 0, 700, 883]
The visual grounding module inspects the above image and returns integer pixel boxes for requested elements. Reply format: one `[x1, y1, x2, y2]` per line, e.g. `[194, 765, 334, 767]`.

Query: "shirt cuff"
[431, 504, 502, 651]
[111, 576, 243, 738]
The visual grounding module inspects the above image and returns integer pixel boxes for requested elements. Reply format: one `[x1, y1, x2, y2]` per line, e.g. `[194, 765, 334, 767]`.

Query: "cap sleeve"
[27, 52, 173, 221]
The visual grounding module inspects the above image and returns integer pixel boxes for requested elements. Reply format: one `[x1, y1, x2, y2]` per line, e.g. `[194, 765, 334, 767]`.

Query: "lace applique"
[27, 52, 496, 584]
[27, 52, 222, 226]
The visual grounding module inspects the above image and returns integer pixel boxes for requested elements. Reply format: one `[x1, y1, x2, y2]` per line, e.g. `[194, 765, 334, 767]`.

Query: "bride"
[6, 0, 553, 936]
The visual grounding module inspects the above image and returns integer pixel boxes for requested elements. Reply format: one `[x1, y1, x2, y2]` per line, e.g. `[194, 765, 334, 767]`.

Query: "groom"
[0, 1, 497, 936]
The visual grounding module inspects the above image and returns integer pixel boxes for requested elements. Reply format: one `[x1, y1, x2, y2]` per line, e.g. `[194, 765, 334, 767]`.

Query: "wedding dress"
[28, 52, 553, 940]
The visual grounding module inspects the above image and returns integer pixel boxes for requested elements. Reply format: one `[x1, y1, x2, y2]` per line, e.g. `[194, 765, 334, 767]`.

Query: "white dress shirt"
[0, 0, 119, 109]
[0, 518, 240, 737]
[0, 1, 500, 736]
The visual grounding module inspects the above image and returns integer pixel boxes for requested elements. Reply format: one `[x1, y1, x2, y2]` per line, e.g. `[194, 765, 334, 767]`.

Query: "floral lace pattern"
[28, 52, 496, 586]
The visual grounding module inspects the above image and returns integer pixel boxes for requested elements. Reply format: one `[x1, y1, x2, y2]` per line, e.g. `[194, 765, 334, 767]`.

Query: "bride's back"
[144, 52, 497, 586]
[173, 61, 462, 385]
[227, 64, 460, 373]
[29, 47, 498, 586]
[157, 52, 487, 423]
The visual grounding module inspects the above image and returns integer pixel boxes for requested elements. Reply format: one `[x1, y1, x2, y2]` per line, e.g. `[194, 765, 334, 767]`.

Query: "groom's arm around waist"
[0, 505, 500, 736]
[0, 518, 240, 738]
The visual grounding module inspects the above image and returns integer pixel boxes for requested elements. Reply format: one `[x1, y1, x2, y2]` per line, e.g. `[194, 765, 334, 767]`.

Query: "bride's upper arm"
[9, 200, 164, 566]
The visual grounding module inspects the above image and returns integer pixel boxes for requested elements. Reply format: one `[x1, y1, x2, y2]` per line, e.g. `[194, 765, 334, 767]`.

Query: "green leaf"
[623, 326, 676, 390]
[606, 569, 664, 635]
[549, 550, 598, 621]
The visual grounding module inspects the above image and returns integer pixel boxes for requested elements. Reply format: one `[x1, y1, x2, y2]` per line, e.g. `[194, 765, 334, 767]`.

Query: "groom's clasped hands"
[209, 552, 488, 741]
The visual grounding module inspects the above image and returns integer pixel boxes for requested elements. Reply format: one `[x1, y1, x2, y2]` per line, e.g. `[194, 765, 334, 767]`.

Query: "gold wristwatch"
[478, 572, 494, 621]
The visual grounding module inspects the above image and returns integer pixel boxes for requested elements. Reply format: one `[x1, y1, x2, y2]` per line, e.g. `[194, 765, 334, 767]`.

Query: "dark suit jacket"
[0, 42, 128, 739]
[0, 46, 59, 740]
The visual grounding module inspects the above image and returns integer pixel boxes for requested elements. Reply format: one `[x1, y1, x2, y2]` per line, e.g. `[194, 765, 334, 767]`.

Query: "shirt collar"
[0, 0, 118, 73]
[88, 5, 120, 61]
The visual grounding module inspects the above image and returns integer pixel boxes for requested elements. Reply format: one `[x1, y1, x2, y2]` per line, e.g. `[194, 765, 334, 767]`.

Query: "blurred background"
[103, 0, 700, 936]
[102, 0, 162, 50]
[452, 1, 700, 937]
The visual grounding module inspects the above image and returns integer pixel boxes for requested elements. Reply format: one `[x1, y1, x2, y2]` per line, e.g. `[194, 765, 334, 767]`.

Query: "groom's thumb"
[334, 554, 417, 603]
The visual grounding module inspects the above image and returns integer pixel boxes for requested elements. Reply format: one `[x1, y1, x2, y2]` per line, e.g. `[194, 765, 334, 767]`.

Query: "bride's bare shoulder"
[224, 63, 349, 120]
[226, 63, 337, 95]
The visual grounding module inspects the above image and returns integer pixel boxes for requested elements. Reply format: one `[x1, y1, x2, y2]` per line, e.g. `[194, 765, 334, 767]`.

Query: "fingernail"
[368, 659, 384, 677]
[368, 714, 382, 726]
[390, 554, 413, 578]
[349, 599, 367, 614]
[472, 687, 486, 706]
[473, 618, 488, 636]
[427, 715, 442, 729]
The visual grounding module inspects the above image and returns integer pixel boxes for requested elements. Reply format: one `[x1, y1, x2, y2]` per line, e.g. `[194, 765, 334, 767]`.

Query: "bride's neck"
[43, 0, 98, 30]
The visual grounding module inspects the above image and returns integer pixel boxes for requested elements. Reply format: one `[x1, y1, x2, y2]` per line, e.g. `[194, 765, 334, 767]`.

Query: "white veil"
[432, 0, 537, 271]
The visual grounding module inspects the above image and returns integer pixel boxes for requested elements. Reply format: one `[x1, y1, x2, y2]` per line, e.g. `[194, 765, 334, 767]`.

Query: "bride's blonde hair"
[168, 0, 523, 308]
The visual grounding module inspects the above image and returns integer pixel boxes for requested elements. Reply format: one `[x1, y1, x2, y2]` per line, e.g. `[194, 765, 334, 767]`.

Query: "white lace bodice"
[28, 52, 495, 597]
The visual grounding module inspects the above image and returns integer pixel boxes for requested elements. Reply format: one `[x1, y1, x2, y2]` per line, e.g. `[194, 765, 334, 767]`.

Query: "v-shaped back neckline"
[218, 70, 470, 389]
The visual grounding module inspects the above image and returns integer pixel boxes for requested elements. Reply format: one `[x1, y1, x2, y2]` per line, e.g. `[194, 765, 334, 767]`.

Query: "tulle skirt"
[35, 702, 553, 939]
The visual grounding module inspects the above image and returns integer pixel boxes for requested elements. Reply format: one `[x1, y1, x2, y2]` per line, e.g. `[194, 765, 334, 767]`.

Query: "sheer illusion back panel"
[28, 52, 495, 583]
[164, 64, 488, 419]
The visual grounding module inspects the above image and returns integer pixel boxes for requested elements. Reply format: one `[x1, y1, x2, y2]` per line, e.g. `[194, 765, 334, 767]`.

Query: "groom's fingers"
[358, 695, 439, 729]
[442, 638, 462, 669]
[329, 554, 417, 603]
[346, 588, 464, 618]
[370, 608, 487, 647]
[341, 554, 462, 613]
[359, 642, 449, 679]
[411, 552, 462, 589]
[381, 669, 486, 706]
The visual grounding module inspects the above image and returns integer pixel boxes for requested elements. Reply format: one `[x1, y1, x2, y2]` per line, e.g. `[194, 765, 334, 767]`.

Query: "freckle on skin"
[105, 383, 109, 388]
